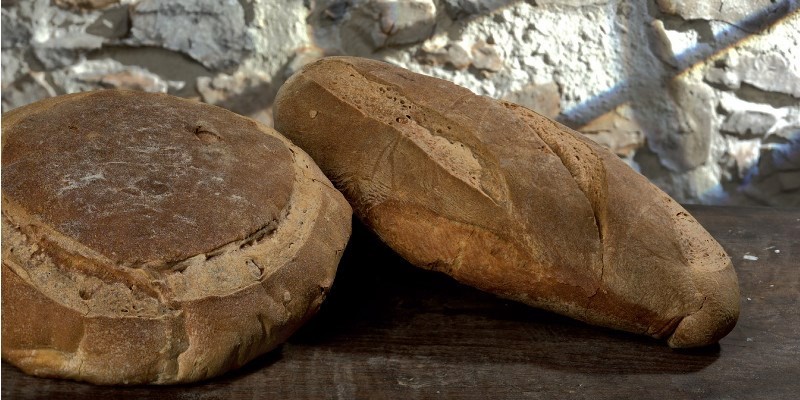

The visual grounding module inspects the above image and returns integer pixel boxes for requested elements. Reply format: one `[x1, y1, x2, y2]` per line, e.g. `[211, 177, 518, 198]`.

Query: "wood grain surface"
[3, 205, 799, 399]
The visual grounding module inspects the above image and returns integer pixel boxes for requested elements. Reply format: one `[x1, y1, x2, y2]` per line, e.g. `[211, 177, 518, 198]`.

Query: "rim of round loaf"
[1, 90, 352, 384]
[273, 56, 739, 349]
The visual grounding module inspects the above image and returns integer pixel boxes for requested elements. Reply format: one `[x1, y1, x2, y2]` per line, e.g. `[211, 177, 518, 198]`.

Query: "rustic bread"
[1, 90, 352, 384]
[273, 57, 739, 348]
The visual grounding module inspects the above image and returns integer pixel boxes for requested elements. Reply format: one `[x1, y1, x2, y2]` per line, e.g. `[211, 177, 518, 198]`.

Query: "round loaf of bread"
[1, 90, 352, 384]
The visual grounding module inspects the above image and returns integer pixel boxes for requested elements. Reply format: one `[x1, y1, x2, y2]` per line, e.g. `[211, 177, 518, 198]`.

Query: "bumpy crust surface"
[1, 90, 352, 384]
[273, 57, 739, 348]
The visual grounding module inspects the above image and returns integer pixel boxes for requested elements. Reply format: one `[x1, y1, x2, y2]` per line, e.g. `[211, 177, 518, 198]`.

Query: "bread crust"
[1, 90, 352, 384]
[273, 57, 739, 348]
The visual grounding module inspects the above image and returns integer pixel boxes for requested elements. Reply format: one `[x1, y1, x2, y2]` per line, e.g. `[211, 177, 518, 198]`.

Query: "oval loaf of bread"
[274, 57, 739, 348]
[1, 90, 352, 384]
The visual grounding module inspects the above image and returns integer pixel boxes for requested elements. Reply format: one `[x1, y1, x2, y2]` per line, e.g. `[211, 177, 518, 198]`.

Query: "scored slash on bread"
[1, 90, 352, 384]
[273, 56, 740, 348]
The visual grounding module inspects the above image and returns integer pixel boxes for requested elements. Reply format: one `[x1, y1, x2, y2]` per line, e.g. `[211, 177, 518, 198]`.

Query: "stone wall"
[2, 0, 799, 206]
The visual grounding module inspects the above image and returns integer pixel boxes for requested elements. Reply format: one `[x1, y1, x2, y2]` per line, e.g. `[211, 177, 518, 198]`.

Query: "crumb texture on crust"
[273, 56, 739, 348]
[1, 90, 353, 384]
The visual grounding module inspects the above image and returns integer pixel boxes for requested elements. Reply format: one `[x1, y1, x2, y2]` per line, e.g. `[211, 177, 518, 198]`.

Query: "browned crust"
[1, 90, 353, 384]
[273, 56, 739, 348]
[2, 90, 294, 267]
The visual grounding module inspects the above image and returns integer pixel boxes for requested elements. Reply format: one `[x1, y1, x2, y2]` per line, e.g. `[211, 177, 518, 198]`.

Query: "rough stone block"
[129, 0, 253, 70]
[656, 0, 776, 27]
[344, 0, 436, 49]
[651, 19, 711, 68]
[50, 59, 182, 94]
[471, 41, 503, 72]
[503, 82, 562, 119]
[579, 104, 645, 158]
[721, 110, 777, 136]
[655, 79, 717, 171]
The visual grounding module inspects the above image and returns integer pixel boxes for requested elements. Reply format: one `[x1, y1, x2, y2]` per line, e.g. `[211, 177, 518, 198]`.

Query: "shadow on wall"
[555, 2, 799, 206]
[669, 4, 799, 206]
[557, 2, 795, 126]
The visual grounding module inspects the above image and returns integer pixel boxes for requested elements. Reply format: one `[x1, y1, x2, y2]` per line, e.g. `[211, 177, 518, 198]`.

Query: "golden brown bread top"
[275, 57, 602, 292]
[1, 90, 353, 384]
[274, 56, 739, 348]
[2, 90, 293, 268]
[277, 57, 600, 275]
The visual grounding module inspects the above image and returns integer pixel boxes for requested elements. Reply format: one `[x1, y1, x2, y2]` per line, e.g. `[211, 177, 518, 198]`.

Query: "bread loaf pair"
[273, 56, 739, 348]
[1, 90, 352, 384]
[2, 57, 740, 386]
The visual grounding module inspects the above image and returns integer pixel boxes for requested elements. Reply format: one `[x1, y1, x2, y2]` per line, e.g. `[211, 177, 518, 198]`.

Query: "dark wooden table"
[3, 205, 799, 399]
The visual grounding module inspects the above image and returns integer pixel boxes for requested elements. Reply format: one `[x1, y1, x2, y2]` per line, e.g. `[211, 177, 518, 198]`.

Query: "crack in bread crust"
[299, 60, 511, 214]
[274, 56, 739, 348]
[1, 90, 294, 268]
[1, 91, 353, 384]
[339, 61, 512, 209]
[500, 101, 609, 317]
